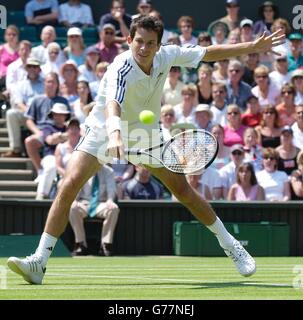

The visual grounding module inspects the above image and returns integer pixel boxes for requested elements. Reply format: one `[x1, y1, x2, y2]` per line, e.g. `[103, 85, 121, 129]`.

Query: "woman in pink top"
[228, 162, 265, 200]
[224, 104, 247, 146]
[0, 25, 19, 82]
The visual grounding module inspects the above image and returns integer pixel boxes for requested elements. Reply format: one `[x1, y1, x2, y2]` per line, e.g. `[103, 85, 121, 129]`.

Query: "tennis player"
[7, 16, 284, 284]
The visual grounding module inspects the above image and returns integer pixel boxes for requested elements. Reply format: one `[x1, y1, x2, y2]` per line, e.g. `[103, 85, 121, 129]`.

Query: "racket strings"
[162, 131, 217, 174]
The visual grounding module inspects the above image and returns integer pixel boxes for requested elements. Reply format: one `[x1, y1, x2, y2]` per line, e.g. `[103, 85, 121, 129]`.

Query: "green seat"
[82, 27, 98, 44]
[7, 11, 26, 27]
[19, 26, 38, 42]
[0, 29, 4, 44]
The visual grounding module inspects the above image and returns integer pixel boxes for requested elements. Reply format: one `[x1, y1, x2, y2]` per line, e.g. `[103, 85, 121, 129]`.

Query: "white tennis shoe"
[7, 255, 46, 285]
[224, 239, 256, 277]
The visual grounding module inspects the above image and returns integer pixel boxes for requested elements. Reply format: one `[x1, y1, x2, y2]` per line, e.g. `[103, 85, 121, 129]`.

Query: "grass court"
[0, 256, 303, 300]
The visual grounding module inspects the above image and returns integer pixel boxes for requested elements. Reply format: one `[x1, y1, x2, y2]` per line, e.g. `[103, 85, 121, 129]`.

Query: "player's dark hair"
[130, 16, 163, 44]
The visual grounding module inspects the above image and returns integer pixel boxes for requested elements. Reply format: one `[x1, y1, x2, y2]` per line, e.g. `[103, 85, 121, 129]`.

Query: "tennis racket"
[125, 129, 218, 175]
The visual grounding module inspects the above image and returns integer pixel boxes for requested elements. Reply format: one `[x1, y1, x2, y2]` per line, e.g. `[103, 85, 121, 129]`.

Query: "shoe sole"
[242, 265, 257, 277]
[7, 259, 41, 285]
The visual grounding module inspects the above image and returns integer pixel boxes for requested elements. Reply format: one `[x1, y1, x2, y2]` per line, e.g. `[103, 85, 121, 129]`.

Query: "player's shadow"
[190, 281, 293, 289]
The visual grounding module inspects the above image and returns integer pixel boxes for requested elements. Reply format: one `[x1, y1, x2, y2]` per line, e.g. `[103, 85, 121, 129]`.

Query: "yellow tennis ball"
[139, 110, 156, 125]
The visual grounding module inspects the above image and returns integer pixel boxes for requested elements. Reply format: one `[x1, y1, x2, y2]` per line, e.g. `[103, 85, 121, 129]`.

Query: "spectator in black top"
[276, 126, 299, 176]
[99, 0, 132, 42]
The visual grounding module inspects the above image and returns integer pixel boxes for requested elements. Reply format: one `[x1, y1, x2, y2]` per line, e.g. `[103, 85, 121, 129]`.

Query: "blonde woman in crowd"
[196, 64, 213, 104]
[63, 27, 86, 66]
[173, 84, 197, 124]
[252, 65, 281, 107]
[161, 66, 184, 107]
[160, 104, 176, 141]
[212, 59, 229, 84]
[228, 162, 265, 201]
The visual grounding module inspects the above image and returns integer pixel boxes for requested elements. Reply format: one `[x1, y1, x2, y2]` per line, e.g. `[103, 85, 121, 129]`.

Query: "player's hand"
[106, 131, 125, 159]
[253, 29, 286, 56]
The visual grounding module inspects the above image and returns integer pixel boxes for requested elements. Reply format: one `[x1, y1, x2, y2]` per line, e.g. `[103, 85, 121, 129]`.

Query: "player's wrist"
[106, 116, 121, 136]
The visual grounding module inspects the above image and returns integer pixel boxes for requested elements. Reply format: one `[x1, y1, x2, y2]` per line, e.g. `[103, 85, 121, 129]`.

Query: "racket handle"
[124, 148, 141, 155]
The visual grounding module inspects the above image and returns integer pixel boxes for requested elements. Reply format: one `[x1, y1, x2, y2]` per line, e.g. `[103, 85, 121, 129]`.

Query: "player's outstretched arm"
[203, 29, 285, 62]
[105, 100, 125, 159]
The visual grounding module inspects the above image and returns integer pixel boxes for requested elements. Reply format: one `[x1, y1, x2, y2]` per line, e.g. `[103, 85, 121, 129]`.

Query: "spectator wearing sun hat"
[291, 69, 303, 106]
[194, 104, 213, 131]
[24, 72, 70, 177]
[239, 19, 255, 42]
[35, 102, 71, 200]
[63, 27, 86, 66]
[287, 33, 303, 72]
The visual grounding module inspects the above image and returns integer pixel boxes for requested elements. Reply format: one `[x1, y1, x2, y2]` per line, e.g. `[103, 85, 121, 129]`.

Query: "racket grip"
[124, 148, 141, 155]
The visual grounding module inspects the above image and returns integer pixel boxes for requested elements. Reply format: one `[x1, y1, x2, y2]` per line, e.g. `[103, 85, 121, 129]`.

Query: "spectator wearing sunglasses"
[256, 105, 281, 148]
[224, 104, 247, 146]
[256, 147, 290, 201]
[269, 51, 291, 90]
[252, 65, 281, 107]
[96, 24, 120, 64]
[276, 83, 297, 126]
[226, 60, 252, 110]
[41, 42, 64, 78]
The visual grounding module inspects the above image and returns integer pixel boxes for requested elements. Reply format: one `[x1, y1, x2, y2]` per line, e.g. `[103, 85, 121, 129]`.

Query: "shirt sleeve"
[25, 2, 33, 19]
[166, 45, 207, 68]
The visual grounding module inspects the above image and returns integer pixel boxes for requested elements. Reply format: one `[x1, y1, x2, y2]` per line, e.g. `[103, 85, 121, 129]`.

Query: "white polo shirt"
[85, 44, 206, 149]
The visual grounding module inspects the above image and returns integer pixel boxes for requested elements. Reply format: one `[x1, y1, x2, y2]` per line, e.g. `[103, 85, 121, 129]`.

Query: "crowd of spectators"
[0, 0, 303, 203]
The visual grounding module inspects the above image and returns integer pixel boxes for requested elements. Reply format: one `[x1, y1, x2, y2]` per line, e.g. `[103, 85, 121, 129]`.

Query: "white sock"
[206, 217, 234, 249]
[35, 232, 57, 265]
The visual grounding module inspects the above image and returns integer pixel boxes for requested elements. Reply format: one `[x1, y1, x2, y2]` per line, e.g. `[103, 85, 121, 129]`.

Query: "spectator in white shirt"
[219, 144, 245, 198]
[256, 148, 290, 201]
[5, 41, 32, 95]
[269, 52, 291, 90]
[292, 105, 303, 149]
[59, 0, 94, 28]
[177, 16, 197, 46]
[173, 84, 197, 125]
[210, 82, 228, 126]
[31, 26, 58, 65]
[161, 66, 184, 107]
[252, 64, 281, 107]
